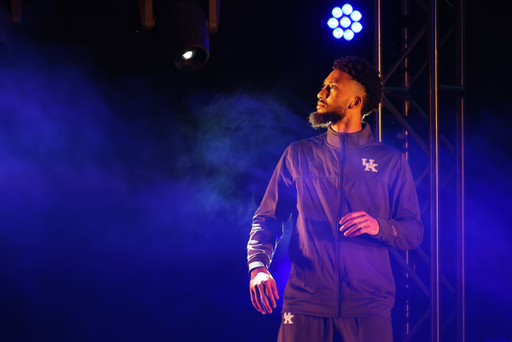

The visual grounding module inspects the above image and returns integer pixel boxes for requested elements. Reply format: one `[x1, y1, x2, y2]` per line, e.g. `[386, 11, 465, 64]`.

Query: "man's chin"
[308, 111, 343, 129]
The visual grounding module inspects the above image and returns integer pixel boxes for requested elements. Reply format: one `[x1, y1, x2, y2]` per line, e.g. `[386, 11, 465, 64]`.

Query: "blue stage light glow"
[332, 7, 343, 18]
[327, 4, 363, 41]
[351, 22, 362, 33]
[327, 18, 340, 29]
[333, 28, 344, 39]
[340, 17, 351, 28]
[350, 10, 362, 21]
[343, 29, 354, 41]
[342, 4, 353, 15]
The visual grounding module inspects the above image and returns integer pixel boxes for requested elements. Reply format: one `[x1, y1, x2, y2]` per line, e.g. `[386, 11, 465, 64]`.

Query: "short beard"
[308, 111, 343, 129]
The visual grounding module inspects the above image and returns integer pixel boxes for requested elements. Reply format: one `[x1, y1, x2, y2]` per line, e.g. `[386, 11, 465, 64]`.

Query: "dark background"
[0, 0, 511, 341]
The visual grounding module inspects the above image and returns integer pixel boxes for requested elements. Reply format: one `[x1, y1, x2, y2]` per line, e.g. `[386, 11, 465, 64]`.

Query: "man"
[247, 56, 423, 342]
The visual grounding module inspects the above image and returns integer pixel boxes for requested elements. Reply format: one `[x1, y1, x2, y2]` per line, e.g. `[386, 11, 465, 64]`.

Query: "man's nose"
[317, 88, 325, 100]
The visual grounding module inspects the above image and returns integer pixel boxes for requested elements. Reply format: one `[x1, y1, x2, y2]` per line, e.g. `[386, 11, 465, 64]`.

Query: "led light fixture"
[150, 0, 220, 71]
[326, 3, 363, 41]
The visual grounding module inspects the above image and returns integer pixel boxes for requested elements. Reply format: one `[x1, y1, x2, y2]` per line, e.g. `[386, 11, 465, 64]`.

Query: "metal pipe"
[389, 248, 430, 297]
[415, 247, 456, 294]
[375, 0, 382, 142]
[456, 0, 466, 340]
[409, 99, 456, 156]
[402, 0, 411, 336]
[429, 0, 440, 341]
[404, 310, 430, 342]
[408, 26, 454, 88]
[381, 96, 428, 153]
[382, 24, 426, 85]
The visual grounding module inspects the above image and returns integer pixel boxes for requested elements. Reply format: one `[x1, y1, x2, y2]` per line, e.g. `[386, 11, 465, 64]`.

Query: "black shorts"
[277, 312, 393, 342]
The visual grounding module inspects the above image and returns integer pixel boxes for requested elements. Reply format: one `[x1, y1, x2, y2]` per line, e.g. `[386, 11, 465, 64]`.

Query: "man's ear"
[349, 96, 363, 109]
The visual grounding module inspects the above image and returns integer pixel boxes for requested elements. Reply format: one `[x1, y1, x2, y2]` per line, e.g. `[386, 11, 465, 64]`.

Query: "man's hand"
[339, 211, 380, 237]
[249, 267, 279, 314]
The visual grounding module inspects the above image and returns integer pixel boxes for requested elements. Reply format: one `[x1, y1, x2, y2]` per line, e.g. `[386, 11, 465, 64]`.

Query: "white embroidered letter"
[362, 158, 378, 172]
[283, 312, 294, 324]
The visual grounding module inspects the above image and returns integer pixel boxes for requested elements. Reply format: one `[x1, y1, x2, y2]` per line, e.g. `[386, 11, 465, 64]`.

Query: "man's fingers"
[339, 211, 365, 225]
[257, 284, 272, 314]
[340, 215, 366, 231]
[251, 285, 267, 314]
[348, 225, 368, 237]
[250, 287, 264, 314]
[339, 214, 354, 225]
[254, 286, 267, 314]
[343, 220, 368, 236]
[341, 217, 368, 233]
[340, 220, 356, 232]
[344, 226, 360, 236]
[272, 281, 279, 300]
[250, 271, 279, 315]
[265, 282, 277, 309]
[338, 211, 379, 237]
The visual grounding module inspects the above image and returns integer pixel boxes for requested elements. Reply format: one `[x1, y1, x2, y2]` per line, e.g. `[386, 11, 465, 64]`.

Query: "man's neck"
[330, 115, 362, 133]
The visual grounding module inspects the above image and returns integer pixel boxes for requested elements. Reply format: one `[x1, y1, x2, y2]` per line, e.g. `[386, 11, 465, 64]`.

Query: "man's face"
[309, 69, 355, 128]
[316, 69, 354, 114]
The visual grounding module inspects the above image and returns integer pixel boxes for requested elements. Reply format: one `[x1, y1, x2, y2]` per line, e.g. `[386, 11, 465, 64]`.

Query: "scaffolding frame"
[374, 0, 465, 341]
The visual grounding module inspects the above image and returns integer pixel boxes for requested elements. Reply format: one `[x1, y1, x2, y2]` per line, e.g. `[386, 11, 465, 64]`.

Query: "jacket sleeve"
[247, 145, 297, 272]
[374, 153, 424, 250]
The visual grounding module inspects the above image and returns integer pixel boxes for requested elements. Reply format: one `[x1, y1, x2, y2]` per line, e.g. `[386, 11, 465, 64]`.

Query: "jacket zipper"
[335, 134, 347, 318]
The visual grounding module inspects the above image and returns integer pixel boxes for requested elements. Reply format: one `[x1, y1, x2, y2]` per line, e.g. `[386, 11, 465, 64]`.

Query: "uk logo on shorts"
[283, 312, 294, 324]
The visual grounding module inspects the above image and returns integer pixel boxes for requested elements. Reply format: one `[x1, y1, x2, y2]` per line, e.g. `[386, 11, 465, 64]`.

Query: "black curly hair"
[332, 56, 383, 115]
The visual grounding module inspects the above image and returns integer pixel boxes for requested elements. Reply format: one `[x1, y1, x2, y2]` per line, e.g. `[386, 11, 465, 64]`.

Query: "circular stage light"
[327, 18, 340, 29]
[350, 10, 362, 21]
[351, 22, 362, 33]
[342, 4, 353, 15]
[343, 29, 354, 41]
[327, 4, 363, 41]
[332, 7, 343, 18]
[340, 17, 351, 28]
[333, 28, 344, 39]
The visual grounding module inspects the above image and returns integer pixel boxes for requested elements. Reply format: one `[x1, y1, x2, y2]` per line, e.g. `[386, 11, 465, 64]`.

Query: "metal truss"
[374, 0, 464, 341]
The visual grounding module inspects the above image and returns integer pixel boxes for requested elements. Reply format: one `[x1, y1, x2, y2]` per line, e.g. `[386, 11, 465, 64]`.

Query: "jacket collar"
[325, 123, 374, 149]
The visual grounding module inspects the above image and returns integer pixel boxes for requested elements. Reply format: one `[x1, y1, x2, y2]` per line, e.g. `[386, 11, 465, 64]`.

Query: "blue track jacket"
[247, 123, 423, 319]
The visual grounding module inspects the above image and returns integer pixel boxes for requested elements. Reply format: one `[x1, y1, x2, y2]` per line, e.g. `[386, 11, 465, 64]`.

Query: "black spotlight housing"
[152, 0, 209, 72]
